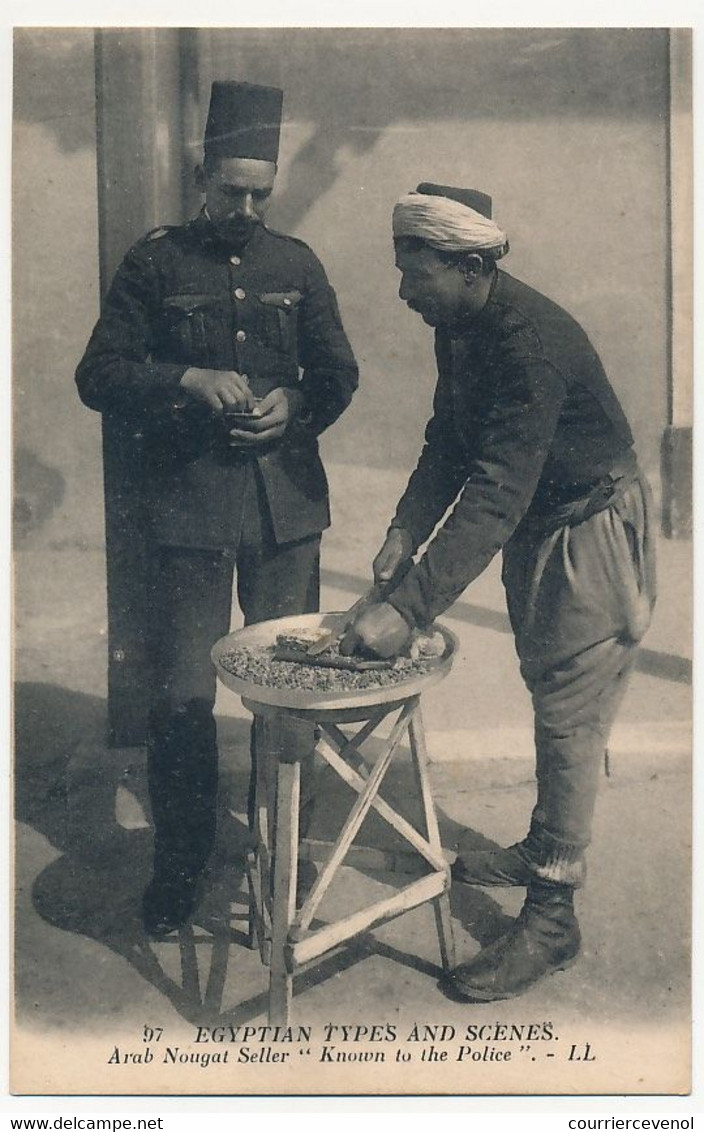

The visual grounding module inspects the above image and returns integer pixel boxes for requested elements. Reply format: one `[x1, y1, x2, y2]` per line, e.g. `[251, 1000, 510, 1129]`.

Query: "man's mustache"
[213, 216, 260, 246]
[219, 216, 259, 231]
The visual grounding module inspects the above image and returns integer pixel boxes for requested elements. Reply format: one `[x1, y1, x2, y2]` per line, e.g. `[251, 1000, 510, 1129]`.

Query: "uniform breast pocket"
[161, 293, 221, 365]
[257, 290, 302, 358]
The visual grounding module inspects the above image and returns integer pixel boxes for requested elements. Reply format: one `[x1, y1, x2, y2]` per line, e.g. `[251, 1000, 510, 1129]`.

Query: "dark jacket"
[76, 213, 358, 547]
[388, 268, 635, 627]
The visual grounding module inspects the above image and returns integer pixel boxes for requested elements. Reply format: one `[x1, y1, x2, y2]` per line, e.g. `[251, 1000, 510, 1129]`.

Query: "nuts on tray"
[218, 641, 438, 693]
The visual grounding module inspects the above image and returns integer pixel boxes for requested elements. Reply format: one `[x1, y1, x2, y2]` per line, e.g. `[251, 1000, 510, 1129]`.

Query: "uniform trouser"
[500, 472, 657, 884]
[146, 466, 321, 882]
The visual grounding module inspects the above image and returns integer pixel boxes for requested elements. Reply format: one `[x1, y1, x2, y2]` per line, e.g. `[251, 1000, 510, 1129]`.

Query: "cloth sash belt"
[529, 449, 639, 536]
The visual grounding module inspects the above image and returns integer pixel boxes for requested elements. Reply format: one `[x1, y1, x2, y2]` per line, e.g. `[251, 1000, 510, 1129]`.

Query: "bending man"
[341, 183, 655, 1001]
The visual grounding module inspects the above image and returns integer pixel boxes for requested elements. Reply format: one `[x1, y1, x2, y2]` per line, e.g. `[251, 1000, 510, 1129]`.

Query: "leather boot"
[143, 699, 219, 937]
[142, 869, 200, 939]
[452, 825, 586, 888]
[442, 878, 581, 1001]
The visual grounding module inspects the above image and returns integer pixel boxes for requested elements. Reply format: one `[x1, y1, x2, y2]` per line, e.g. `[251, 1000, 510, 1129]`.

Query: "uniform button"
[283, 297, 292, 307]
[230, 255, 241, 266]
[234, 287, 246, 300]
[236, 330, 246, 342]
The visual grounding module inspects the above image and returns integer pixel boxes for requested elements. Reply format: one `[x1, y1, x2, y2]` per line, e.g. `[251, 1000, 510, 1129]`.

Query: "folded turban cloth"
[392, 191, 509, 257]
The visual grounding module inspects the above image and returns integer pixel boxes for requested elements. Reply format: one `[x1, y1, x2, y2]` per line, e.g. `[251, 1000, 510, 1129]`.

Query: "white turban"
[392, 192, 509, 257]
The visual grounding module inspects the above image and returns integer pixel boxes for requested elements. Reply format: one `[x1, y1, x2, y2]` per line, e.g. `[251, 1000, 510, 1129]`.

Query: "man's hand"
[339, 601, 412, 660]
[180, 367, 255, 414]
[373, 527, 414, 585]
[227, 387, 304, 445]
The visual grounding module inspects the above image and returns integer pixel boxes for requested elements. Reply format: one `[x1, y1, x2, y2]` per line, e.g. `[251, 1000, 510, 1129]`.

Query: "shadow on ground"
[15, 680, 511, 1026]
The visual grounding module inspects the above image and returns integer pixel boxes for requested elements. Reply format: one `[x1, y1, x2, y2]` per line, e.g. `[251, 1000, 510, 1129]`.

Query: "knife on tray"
[305, 560, 413, 657]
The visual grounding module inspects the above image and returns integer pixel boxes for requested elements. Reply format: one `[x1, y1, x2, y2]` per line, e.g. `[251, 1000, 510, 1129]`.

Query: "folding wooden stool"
[213, 613, 458, 1025]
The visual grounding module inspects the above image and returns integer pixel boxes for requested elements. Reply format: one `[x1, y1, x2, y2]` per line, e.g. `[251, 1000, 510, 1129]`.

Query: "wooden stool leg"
[269, 758, 300, 1026]
[408, 707, 456, 970]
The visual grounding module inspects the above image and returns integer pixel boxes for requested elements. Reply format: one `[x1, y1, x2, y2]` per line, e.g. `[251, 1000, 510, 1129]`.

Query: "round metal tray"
[212, 612, 458, 713]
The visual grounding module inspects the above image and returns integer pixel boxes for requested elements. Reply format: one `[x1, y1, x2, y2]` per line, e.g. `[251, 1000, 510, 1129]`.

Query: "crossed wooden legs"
[245, 696, 455, 1025]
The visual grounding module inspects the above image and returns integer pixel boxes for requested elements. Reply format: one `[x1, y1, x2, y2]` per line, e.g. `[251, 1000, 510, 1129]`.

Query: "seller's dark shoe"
[442, 879, 581, 1002]
[142, 871, 200, 938]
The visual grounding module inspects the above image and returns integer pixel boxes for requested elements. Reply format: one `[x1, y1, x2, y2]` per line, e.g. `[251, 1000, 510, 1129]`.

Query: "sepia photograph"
[11, 25, 693, 1097]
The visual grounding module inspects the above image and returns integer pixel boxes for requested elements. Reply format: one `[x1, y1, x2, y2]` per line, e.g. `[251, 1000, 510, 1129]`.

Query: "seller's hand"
[373, 527, 414, 585]
[227, 387, 304, 445]
[180, 367, 255, 414]
[339, 601, 412, 660]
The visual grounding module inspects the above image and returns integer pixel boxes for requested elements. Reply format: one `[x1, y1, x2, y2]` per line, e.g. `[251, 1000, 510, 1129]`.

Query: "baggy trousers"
[501, 471, 657, 883]
[145, 464, 320, 882]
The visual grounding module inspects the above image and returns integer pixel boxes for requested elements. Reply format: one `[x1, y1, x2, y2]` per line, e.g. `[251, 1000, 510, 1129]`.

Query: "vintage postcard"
[11, 26, 692, 1097]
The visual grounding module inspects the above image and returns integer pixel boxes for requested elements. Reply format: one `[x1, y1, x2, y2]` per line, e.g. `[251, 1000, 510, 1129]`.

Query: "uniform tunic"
[76, 212, 359, 549]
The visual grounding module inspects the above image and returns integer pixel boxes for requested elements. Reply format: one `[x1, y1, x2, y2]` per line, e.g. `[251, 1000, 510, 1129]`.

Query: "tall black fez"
[416, 182, 493, 219]
[204, 81, 283, 163]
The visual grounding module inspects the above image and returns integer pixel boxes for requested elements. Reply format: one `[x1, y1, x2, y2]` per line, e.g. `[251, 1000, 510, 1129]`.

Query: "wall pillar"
[95, 28, 187, 285]
[94, 29, 199, 745]
[661, 29, 692, 539]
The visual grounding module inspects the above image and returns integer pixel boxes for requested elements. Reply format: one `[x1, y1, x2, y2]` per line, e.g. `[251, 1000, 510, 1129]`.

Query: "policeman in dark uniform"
[342, 183, 656, 1001]
[76, 81, 358, 936]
